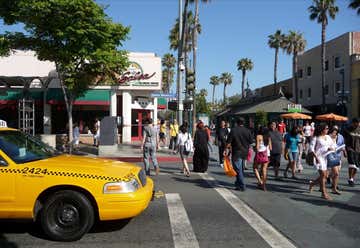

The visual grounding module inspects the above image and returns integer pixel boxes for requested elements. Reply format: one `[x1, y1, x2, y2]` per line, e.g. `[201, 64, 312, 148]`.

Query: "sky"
[1, 0, 359, 102]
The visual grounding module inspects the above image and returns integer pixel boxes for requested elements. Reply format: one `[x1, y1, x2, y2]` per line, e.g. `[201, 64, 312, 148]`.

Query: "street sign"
[151, 92, 177, 98]
[287, 104, 302, 113]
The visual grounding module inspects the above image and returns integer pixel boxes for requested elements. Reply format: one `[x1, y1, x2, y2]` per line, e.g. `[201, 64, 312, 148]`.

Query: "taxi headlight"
[103, 179, 140, 194]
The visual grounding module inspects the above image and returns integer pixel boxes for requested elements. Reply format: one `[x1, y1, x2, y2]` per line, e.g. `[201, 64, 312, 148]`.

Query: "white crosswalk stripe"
[166, 193, 200, 248]
[198, 173, 297, 248]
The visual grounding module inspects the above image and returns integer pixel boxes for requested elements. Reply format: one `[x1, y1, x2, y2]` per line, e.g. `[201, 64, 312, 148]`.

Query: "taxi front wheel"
[40, 190, 95, 241]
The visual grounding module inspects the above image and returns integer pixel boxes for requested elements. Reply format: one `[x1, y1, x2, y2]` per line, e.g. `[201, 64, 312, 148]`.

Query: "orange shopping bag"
[224, 155, 237, 177]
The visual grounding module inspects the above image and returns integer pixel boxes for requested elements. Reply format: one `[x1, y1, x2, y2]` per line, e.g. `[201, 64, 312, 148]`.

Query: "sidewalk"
[77, 141, 218, 163]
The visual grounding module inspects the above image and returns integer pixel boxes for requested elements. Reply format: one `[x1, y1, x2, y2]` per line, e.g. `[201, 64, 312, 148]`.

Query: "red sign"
[118, 71, 156, 84]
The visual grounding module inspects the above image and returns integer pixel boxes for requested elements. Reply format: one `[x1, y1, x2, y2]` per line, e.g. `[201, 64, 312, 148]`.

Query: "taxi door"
[0, 152, 16, 217]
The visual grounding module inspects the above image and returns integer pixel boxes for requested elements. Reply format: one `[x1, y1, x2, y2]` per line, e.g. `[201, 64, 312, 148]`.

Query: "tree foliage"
[195, 88, 210, 114]
[255, 110, 268, 128]
[161, 53, 176, 93]
[237, 58, 253, 99]
[0, 0, 130, 150]
[349, 0, 360, 15]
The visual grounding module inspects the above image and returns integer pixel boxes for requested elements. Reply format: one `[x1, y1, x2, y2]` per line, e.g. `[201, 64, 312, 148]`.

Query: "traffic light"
[168, 100, 178, 111]
[186, 70, 195, 101]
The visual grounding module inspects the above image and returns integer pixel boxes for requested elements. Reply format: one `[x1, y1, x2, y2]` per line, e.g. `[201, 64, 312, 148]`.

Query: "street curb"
[99, 156, 193, 163]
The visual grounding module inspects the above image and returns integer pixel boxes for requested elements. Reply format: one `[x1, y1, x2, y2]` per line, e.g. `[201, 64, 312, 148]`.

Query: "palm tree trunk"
[294, 53, 299, 103]
[167, 67, 171, 93]
[274, 48, 279, 95]
[241, 70, 246, 98]
[212, 84, 215, 108]
[192, 0, 199, 136]
[223, 84, 226, 104]
[321, 21, 326, 112]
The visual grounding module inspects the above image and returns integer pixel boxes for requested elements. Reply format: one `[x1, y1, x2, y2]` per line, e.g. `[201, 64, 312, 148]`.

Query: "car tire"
[40, 190, 95, 241]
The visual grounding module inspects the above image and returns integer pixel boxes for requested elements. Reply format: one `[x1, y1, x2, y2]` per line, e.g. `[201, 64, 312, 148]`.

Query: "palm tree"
[268, 30, 286, 95]
[283, 31, 307, 103]
[161, 53, 176, 93]
[237, 58, 253, 99]
[349, 0, 360, 14]
[189, 0, 210, 132]
[220, 72, 233, 104]
[209, 75, 220, 108]
[308, 0, 339, 111]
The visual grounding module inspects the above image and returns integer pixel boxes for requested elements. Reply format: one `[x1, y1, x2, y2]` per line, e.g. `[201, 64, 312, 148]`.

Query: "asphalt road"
[1, 156, 360, 248]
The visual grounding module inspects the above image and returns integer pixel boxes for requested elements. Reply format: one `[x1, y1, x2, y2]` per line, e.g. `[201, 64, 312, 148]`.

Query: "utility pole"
[176, 0, 183, 125]
[340, 68, 346, 115]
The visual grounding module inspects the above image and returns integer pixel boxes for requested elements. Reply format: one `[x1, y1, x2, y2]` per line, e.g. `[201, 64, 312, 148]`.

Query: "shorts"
[347, 150, 360, 168]
[288, 152, 298, 162]
[270, 153, 281, 167]
[159, 132, 165, 139]
[305, 136, 311, 144]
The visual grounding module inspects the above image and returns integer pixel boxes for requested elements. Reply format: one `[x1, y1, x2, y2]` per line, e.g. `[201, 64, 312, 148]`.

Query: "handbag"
[184, 134, 193, 154]
[327, 152, 340, 168]
[224, 155, 237, 177]
[254, 151, 269, 164]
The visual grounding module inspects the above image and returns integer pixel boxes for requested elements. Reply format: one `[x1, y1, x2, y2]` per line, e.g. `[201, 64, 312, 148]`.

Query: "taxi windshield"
[0, 130, 61, 163]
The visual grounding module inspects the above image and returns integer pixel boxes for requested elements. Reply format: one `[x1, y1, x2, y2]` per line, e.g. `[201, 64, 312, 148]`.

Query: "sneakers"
[348, 179, 355, 187]
[220, 163, 224, 168]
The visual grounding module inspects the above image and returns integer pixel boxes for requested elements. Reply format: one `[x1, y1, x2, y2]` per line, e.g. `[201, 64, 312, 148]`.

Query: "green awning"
[46, 89, 110, 106]
[0, 90, 43, 103]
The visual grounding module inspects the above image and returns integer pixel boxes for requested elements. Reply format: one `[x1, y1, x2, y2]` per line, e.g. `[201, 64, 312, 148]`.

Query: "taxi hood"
[29, 155, 140, 181]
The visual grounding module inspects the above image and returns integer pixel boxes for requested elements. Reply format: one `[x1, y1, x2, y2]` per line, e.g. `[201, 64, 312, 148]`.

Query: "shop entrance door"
[131, 110, 151, 141]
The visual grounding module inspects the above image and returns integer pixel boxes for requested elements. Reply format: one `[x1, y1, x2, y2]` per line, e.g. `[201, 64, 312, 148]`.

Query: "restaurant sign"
[118, 62, 156, 85]
[287, 104, 302, 113]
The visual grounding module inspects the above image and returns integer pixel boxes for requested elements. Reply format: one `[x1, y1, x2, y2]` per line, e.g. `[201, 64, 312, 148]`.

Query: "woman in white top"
[176, 124, 191, 177]
[309, 123, 335, 200]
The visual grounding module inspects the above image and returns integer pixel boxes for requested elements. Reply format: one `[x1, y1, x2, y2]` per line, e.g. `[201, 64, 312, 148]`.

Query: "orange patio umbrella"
[315, 113, 348, 122]
[280, 112, 312, 120]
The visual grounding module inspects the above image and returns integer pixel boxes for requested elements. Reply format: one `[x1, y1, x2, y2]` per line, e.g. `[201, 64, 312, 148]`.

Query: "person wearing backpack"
[141, 118, 160, 176]
[176, 124, 192, 177]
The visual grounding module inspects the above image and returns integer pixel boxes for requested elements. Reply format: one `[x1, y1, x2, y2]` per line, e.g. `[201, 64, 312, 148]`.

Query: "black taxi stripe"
[0, 168, 136, 182]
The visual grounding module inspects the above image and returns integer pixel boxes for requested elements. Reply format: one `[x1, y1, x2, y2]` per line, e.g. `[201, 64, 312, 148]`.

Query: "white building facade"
[0, 50, 162, 143]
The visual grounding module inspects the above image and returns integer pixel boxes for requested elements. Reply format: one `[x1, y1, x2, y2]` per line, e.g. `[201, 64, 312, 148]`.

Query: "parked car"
[0, 121, 154, 241]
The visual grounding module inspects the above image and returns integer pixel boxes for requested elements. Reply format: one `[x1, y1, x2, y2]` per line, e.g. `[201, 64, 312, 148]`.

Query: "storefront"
[0, 50, 161, 143]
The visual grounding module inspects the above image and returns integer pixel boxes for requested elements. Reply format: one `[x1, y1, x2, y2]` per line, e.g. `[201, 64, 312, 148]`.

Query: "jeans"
[143, 145, 159, 175]
[232, 157, 246, 190]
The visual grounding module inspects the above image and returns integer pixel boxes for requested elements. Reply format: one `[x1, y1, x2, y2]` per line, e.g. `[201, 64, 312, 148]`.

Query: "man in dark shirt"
[344, 118, 360, 186]
[268, 121, 284, 180]
[217, 120, 228, 167]
[224, 118, 253, 191]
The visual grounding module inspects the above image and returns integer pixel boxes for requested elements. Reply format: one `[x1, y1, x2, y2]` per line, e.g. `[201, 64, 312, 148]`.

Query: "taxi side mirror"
[0, 156, 8, 166]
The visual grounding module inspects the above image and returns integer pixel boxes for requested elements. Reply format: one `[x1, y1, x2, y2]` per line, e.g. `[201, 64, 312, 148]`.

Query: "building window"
[325, 60, 329, 71]
[335, 82, 341, 94]
[335, 56, 341, 68]
[307, 66, 311, 76]
[298, 69, 303, 78]
[299, 89, 303, 99]
[308, 88, 311, 98]
[324, 85, 329, 95]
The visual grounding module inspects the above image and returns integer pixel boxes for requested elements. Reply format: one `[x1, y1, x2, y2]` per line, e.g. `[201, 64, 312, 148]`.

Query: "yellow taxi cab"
[0, 120, 154, 241]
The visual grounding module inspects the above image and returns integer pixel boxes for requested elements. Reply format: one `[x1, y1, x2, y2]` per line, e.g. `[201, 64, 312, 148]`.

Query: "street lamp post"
[176, 0, 184, 125]
[339, 68, 346, 115]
